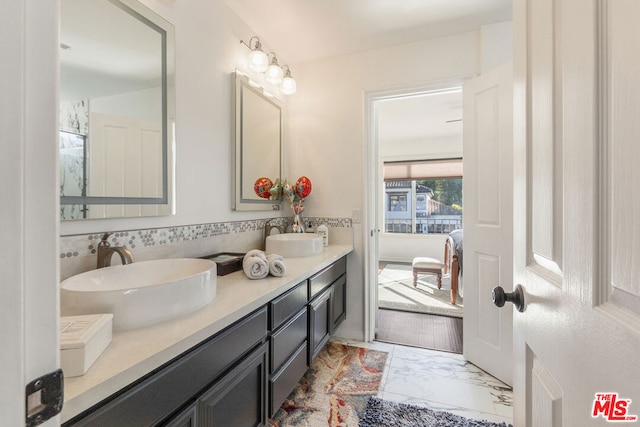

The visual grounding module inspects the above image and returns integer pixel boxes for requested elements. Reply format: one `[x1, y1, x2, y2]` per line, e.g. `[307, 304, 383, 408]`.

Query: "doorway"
[365, 84, 465, 353]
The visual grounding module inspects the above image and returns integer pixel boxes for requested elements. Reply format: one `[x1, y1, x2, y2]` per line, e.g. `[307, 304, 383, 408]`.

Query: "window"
[383, 158, 463, 234]
[388, 194, 407, 212]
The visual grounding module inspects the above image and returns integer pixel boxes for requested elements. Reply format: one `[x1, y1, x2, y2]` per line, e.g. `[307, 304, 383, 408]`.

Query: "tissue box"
[201, 252, 245, 276]
[60, 314, 113, 377]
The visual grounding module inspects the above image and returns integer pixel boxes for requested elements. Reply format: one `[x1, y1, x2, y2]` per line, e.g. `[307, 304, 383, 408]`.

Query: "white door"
[512, 0, 640, 424]
[462, 63, 514, 386]
[88, 113, 163, 219]
[1, 0, 60, 426]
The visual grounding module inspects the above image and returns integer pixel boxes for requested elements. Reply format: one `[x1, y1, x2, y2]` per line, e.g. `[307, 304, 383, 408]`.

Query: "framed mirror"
[59, 0, 175, 220]
[233, 72, 283, 211]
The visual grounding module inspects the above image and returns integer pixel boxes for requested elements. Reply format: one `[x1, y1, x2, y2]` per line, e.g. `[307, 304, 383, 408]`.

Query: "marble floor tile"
[330, 338, 514, 424]
[381, 368, 500, 414]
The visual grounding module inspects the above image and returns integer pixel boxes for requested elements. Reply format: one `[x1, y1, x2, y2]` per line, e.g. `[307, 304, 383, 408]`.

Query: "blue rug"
[360, 397, 512, 427]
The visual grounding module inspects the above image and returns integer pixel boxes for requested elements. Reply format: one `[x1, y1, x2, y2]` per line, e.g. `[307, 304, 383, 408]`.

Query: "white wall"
[91, 87, 162, 120]
[289, 30, 480, 218]
[480, 21, 513, 73]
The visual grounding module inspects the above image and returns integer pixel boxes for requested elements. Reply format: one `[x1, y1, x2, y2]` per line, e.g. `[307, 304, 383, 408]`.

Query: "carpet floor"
[378, 264, 463, 318]
[375, 308, 463, 354]
[360, 397, 513, 427]
[269, 342, 389, 426]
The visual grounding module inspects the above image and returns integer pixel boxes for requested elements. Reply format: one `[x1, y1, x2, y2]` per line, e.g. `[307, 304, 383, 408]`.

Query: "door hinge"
[25, 369, 64, 427]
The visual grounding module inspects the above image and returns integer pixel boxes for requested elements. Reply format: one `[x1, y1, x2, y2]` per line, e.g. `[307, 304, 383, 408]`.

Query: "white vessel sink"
[60, 258, 217, 331]
[265, 233, 323, 258]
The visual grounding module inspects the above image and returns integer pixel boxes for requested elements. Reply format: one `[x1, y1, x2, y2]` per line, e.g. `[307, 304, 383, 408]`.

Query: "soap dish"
[60, 313, 113, 377]
[201, 252, 244, 276]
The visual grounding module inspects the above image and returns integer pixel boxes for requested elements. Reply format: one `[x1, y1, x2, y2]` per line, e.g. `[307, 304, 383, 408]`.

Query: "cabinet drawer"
[271, 307, 307, 373]
[270, 280, 307, 330]
[64, 307, 268, 426]
[269, 342, 308, 417]
[309, 257, 346, 299]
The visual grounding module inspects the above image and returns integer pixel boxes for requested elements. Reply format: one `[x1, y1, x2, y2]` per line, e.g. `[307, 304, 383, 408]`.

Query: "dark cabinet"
[307, 257, 347, 363]
[267, 256, 348, 416]
[165, 403, 197, 427]
[267, 281, 309, 417]
[308, 257, 346, 299]
[269, 341, 307, 417]
[270, 280, 307, 330]
[331, 274, 346, 332]
[270, 308, 307, 373]
[63, 308, 268, 427]
[197, 341, 268, 427]
[308, 287, 332, 362]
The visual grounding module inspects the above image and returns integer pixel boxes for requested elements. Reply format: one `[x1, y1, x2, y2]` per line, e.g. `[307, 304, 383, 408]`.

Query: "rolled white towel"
[243, 250, 269, 279]
[245, 249, 267, 261]
[267, 253, 286, 277]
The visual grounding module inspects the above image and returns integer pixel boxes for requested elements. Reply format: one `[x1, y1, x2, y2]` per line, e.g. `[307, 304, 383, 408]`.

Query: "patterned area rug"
[269, 342, 389, 426]
[360, 397, 512, 427]
[378, 264, 463, 318]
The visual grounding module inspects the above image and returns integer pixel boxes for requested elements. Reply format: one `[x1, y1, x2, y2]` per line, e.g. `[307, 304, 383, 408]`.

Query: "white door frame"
[363, 77, 473, 342]
[1, 0, 60, 425]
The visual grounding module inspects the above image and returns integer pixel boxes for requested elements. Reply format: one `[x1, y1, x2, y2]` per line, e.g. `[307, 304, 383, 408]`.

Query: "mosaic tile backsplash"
[60, 217, 352, 279]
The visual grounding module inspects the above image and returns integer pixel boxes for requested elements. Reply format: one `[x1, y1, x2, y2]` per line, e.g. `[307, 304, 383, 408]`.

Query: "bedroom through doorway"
[373, 87, 464, 354]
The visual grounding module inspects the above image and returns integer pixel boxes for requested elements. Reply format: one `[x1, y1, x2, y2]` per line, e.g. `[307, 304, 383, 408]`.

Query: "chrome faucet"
[96, 233, 134, 269]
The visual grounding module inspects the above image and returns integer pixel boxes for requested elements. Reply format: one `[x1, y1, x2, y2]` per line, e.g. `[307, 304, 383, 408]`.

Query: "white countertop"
[61, 244, 353, 423]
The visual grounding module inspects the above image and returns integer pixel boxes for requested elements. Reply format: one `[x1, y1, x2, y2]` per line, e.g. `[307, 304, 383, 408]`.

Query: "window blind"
[383, 158, 463, 180]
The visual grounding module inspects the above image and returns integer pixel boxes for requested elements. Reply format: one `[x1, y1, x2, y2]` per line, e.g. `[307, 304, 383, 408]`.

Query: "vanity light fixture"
[280, 65, 297, 95]
[265, 53, 284, 85]
[246, 36, 268, 73]
[240, 36, 296, 95]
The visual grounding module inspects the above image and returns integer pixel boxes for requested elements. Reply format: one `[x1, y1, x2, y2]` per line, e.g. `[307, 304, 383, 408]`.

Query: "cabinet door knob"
[492, 284, 526, 312]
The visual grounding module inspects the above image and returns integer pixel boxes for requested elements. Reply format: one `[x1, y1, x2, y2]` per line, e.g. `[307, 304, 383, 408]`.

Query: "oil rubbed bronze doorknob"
[492, 284, 526, 312]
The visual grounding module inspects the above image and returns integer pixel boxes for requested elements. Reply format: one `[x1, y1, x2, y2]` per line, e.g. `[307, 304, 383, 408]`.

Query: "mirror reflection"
[59, 0, 174, 220]
[234, 72, 283, 211]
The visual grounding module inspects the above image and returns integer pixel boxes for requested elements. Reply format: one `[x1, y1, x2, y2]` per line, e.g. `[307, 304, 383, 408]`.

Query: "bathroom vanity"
[61, 245, 351, 426]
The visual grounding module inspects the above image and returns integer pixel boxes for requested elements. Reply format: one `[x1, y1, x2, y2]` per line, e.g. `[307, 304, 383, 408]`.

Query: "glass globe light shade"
[265, 63, 284, 85]
[281, 75, 297, 95]
[247, 49, 268, 73]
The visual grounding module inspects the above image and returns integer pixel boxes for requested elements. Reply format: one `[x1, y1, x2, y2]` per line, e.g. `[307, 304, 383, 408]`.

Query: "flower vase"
[292, 213, 304, 233]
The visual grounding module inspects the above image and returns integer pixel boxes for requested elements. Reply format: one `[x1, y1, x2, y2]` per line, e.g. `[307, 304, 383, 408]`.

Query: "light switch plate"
[352, 209, 361, 224]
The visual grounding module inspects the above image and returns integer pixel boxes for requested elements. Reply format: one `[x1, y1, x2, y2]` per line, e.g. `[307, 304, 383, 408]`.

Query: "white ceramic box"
[60, 313, 113, 378]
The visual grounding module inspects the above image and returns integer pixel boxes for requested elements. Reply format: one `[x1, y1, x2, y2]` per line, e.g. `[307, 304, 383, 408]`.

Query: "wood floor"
[375, 308, 463, 354]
